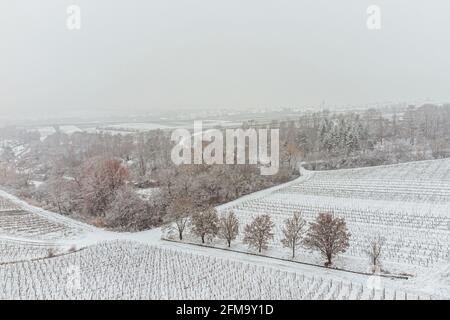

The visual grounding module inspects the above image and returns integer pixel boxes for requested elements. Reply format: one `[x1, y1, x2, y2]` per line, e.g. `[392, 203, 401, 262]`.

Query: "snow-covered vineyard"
[0, 241, 428, 300]
[0, 195, 86, 241]
[217, 159, 450, 273]
[0, 240, 60, 264]
[1, 159, 450, 299]
[280, 159, 450, 203]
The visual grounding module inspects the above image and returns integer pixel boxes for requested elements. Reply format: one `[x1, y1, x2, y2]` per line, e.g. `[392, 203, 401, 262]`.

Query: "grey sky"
[1, 0, 450, 117]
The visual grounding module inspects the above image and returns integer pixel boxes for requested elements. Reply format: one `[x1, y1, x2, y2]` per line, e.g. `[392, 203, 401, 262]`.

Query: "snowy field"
[281, 159, 450, 203]
[1, 159, 450, 299]
[102, 120, 242, 132]
[0, 192, 88, 241]
[0, 241, 429, 300]
[0, 240, 68, 264]
[211, 159, 450, 276]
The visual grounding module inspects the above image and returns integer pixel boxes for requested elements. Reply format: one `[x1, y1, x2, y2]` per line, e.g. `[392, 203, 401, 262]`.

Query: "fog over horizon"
[1, 0, 450, 119]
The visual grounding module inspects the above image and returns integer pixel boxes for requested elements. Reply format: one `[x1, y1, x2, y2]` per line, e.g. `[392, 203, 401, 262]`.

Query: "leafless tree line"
[168, 200, 359, 268]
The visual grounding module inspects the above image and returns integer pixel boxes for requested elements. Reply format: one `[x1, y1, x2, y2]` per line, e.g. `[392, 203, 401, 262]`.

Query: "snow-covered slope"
[215, 159, 450, 277]
[0, 241, 431, 300]
[1, 159, 450, 299]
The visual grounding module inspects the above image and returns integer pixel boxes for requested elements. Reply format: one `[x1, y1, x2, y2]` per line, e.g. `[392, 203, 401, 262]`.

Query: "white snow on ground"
[407, 263, 450, 298]
[0, 240, 430, 300]
[205, 159, 450, 279]
[135, 187, 161, 200]
[102, 123, 173, 132]
[59, 125, 82, 135]
[0, 189, 95, 242]
[0, 239, 69, 264]
[30, 180, 44, 188]
[36, 126, 56, 141]
[1, 159, 450, 299]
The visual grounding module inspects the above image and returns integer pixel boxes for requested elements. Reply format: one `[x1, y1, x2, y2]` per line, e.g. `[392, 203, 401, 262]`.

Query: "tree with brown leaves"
[303, 213, 350, 267]
[218, 211, 239, 247]
[243, 214, 274, 253]
[281, 212, 307, 259]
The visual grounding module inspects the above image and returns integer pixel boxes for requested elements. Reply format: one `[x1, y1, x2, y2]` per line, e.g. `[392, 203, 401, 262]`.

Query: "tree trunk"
[201, 235, 205, 244]
[325, 254, 332, 267]
[179, 232, 183, 241]
[227, 240, 231, 247]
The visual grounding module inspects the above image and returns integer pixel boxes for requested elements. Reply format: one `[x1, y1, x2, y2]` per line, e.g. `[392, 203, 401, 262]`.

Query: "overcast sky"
[1, 0, 450, 118]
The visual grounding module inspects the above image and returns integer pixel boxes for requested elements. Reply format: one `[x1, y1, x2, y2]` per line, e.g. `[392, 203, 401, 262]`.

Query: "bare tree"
[366, 236, 385, 273]
[218, 210, 239, 247]
[191, 206, 219, 243]
[135, 133, 149, 179]
[155, 168, 177, 197]
[0, 162, 30, 188]
[166, 196, 195, 241]
[104, 187, 148, 231]
[281, 212, 307, 259]
[80, 157, 129, 216]
[243, 214, 274, 253]
[44, 177, 79, 215]
[303, 213, 351, 267]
